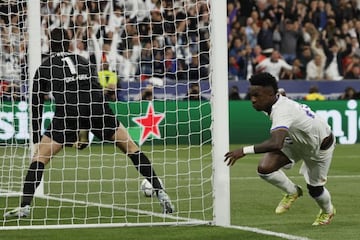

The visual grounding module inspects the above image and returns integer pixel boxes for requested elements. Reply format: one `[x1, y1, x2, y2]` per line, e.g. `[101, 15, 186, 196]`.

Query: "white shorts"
[281, 141, 335, 186]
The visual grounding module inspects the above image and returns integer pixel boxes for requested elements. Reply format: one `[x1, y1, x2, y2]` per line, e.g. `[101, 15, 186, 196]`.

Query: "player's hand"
[224, 149, 245, 166]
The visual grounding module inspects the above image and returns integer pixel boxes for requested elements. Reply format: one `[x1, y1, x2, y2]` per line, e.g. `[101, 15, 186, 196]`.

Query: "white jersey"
[269, 95, 331, 153]
[256, 58, 293, 81]
[269, 95, 334, 186]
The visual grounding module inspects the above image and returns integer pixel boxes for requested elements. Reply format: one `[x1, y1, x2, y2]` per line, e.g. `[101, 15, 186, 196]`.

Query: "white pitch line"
[0, 189, 312, 240]
[226, 225, 311, 240]
[0, 188, 206, 224]
[230, 174, 360, 181]
[0, 189, 319, 239]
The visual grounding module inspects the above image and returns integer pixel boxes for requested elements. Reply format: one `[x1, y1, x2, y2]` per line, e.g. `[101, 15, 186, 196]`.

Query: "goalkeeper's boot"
[275, 185, 303, 214]
[157, 190, 175, 214]
[3, 205, 30, 218]
[312, 206, 336, 226]
[73, 130, 89, 150]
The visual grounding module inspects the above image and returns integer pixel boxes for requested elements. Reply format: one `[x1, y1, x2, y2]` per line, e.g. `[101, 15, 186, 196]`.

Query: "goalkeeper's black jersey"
[31, 52, 105, 142]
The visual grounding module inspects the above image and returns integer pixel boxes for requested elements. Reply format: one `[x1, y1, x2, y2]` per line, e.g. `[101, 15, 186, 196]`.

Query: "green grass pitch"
[1, 143, 360, 240]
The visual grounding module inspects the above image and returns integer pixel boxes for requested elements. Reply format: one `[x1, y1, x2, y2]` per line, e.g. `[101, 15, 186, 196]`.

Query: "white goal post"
[0, 0, 229, 229]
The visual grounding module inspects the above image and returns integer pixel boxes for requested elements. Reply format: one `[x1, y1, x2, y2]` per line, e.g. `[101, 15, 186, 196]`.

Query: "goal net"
[0, 0, 229, 229]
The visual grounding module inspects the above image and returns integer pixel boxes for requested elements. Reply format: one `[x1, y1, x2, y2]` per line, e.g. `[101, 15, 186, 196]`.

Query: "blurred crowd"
[0, 0, 360, 102]
[0, 0, 210, 101]
[227, 0, 360, 82]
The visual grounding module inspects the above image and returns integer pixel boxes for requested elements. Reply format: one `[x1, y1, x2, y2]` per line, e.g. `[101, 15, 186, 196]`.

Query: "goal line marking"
[1, 189, 311, 239]
[231, 174, 360, 181]
[0, 188, 208, 224]
[226, 225, 311, 240]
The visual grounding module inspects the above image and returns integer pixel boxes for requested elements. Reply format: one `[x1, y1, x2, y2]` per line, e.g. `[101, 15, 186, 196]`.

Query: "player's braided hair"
[249, 72, 278, 93]
[50, 28, 70, 53]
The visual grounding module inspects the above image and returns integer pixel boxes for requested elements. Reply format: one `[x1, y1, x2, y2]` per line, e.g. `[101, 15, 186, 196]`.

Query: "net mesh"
[0, 0, 213, 228]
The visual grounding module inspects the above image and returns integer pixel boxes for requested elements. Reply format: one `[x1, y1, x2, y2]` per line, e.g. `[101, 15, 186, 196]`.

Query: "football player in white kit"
[224, 72, 336, 226]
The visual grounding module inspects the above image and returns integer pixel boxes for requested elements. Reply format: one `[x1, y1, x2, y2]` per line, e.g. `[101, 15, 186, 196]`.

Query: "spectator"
[227, 2, 244, 38]
[118, 49, 137, 82]
[298, 45, 314, 74]
[355, 19, 360, 44]
[252, 45, 266, 66]
[2, 0, 360, 101]
[1, 41, 21, 84]
[255, 50, 295, 81]
[115, 0, 150, 22]
[152, 45, 165, 79]
[229, 85, 242, 100]
[238, 44, 254, 80]
[343, 45, 360, 79]
[304, 85, 326, 101]
[282, 58, 304, 80]
[138, 42, 153, 80]
[175, 59, 188, 81]
[272, 25, 282, 51]
[140, 84, 154, 101]
[279, 19, 302, 64]
[187, 54, 208, 81]
[229, 37, 245, 59]
[0, 80, 9, 100]
[323, 36, 352, 81]
[0, 81, 21, 101]
[263, 0, 285, 25]
[257, 18, 274, 50]
[184, 82, 206, 101]
[338, 86, 359, 100]
[306, 54, 325, 80]
[163, 47, 177, 81]
[310, 36, 326, 68]
[244, 17, 259, 48]
[71, 39, 89, 60]
[228, 55, 241, 81]
[344, 63, 360, 79]
[335, 0, 356, 28]
[312, 0, 328, 32]
[91, 29, 122, 74]
[108, 5, 125, 33]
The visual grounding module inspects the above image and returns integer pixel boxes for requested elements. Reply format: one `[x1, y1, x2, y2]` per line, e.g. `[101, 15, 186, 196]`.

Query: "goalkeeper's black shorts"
[43, 102, 119, 145]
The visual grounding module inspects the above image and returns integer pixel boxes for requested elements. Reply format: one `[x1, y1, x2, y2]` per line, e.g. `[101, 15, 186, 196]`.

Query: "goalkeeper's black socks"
[21, 161, 45, 207]
[128, 151, 163, 192]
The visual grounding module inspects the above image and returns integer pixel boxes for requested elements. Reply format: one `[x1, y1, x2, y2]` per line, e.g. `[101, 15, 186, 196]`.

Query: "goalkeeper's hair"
[50, 28, 70, 53]
[249, 72, 278, 93]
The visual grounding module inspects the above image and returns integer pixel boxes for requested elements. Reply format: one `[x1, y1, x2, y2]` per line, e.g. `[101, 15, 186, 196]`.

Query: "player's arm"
[253, 128, 288, 153]
[224, 128, 288, 166]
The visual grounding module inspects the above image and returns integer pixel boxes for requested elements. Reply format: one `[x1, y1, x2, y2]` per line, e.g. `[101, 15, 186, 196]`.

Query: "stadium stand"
[0, 0, 359, 101]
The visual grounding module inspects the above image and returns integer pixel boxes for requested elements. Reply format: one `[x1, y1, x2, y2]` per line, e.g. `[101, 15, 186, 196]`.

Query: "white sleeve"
[306, 62, 316, 80]
[270, 102, 293, 131]
[280, 59, 293, 71]
[91, 34, 102, 72]
[255, 59, 267, 71]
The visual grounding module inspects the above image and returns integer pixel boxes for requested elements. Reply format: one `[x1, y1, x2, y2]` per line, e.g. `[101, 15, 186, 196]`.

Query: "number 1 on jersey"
[62, 57, 77, 75]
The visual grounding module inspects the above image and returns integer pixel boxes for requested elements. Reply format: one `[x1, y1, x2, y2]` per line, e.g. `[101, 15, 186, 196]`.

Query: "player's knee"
[307, 184, 324, 198]
[257, 164, 273, 175]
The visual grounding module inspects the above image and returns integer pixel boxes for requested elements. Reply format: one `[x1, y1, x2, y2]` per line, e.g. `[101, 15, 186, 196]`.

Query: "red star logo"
[133, 102, 165, 145]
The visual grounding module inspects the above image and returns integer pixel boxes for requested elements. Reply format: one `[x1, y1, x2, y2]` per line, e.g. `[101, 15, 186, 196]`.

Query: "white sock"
[258, 170, 298, 194]
[314, 187, 333, 213]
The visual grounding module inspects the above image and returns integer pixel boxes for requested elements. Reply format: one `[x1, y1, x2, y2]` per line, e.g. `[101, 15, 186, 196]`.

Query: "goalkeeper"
[4, 28, 174, 218]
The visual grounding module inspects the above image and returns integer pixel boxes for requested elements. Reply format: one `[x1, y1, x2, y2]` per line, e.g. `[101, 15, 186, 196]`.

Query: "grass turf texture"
[1, 143, 360, 240]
